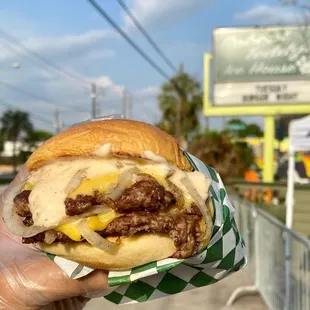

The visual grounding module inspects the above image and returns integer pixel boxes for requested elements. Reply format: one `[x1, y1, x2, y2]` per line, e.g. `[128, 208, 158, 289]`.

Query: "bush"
[189, 131, 254, 182]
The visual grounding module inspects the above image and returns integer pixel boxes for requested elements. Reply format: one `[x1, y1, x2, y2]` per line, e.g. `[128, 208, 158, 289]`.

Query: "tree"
[226, 119, 247, 135]
[156, 71, 202, 141]
[189, 130, 254, 181]
[0, 131, 4, 153]
[18, 129, 53, 164]
[226, 118, 263, 138]
[0, 110, 33, 173]
[24, 129, 53, 144]
[240, 123, 263, 137]
[275, 114, 308, 142]
[234, 141, 255, 172]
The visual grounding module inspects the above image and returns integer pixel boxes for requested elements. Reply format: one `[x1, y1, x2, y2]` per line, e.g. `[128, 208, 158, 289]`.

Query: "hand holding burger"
[0, 167, 108, 310]
[2, 119, 214, 271]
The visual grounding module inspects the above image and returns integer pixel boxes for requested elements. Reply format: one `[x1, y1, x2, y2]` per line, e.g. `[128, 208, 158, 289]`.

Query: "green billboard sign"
[213, 26, 310, 83]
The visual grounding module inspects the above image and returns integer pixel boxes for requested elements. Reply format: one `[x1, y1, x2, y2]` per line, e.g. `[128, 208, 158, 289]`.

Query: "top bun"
[27, 119, 192, 171]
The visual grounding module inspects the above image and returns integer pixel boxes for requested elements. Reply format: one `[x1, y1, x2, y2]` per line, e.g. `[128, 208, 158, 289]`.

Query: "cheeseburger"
[2, 119, 214, 270]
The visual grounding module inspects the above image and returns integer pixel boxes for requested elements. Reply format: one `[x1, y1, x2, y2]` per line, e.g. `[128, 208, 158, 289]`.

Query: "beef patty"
[102, 205, 202, 258]
[65, 191, 112, 216]
[114, 178, 176, 212]
[23, 205, 202, 259]
[65, 178, 176, 215]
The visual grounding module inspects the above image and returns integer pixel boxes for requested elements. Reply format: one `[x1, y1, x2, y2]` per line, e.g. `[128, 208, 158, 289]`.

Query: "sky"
[0, 0, 301, 133]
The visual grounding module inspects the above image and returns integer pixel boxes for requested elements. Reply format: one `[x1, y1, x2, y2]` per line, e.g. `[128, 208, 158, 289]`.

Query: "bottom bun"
[37, 233, 176, 270]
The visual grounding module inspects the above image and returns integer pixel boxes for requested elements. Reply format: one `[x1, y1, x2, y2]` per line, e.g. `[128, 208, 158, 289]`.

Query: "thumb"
[76, 269, 109, 296]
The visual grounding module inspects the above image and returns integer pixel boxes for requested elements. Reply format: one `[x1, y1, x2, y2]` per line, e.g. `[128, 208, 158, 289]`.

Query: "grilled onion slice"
[78, 219, 118, 252]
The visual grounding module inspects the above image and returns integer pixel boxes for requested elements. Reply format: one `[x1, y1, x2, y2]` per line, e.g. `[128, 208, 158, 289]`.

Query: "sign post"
[263, 115, 275, 182]
[204, 25, 310, 182]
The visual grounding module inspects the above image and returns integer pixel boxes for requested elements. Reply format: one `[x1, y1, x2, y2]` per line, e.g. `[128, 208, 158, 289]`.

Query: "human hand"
[0, 166, 108, 310]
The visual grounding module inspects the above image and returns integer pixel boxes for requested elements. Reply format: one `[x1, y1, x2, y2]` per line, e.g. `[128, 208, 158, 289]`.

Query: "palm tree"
[18, 129, 53, 163]
[24, 129, 53, 146]
[0, 110, 33, 173]
[156, 71, 202, 140]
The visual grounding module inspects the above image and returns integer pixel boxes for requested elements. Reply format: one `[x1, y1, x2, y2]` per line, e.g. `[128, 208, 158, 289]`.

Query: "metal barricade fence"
[229, 196, 310, 310]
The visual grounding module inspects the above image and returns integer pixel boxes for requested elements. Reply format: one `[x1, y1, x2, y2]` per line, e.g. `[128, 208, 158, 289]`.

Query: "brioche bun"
[27, 119, 192, 172]
[37, 234, 176, 270]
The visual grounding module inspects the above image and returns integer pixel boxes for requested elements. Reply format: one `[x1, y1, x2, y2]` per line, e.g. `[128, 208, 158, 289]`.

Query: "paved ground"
[85, 269, 267, 310]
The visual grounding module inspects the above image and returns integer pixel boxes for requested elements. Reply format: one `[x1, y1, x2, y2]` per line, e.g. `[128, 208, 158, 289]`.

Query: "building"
[0, 141, 42, 157]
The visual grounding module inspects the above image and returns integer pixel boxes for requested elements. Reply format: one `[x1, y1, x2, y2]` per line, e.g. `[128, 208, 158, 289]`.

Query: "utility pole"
[122, 88, 128, 117]
[176, 63, 184, 143]
[97, 97, 101, 117]
[205, 116, 209, 131]
[127, 94, 132, 119]
[91, 83, 97, 119]
[53, 107, 61, 134]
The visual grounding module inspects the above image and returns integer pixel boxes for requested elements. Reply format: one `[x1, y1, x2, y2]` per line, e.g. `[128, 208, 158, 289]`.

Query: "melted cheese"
[88, 210, 117, 230]
[56, 210, 118, 240]
[69, 173, 119, 198]
[55, 222, 81, 241]
[22, 183, 34, 190]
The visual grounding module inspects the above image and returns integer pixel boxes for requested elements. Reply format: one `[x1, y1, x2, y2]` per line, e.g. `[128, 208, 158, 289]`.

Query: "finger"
[77, 270, 109, 295]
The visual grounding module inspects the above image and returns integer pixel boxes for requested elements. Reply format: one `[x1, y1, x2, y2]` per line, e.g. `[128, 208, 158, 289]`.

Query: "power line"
[115, 0, 178, 73]
[0, 80, 89, 113]
[0, 28, 90, 88]
[0, 98, 54, 126]
[86, 0, 173, 81]
[87, 0, 185, 101]
[0, 41, 62, 79]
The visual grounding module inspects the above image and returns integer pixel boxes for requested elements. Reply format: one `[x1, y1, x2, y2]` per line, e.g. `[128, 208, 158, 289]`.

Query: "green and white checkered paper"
[46, 152, 247, 305]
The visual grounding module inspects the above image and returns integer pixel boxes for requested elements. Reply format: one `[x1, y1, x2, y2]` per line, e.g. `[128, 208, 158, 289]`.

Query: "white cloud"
[123, 0, 210, 30]
[93, 76, 124, 96]
[235, 5, 299, 24]
[134, 85, 160, 97]
[23, 29, 113, 54]
[0, 29, 115, 63]
[0, 7, 116, 64]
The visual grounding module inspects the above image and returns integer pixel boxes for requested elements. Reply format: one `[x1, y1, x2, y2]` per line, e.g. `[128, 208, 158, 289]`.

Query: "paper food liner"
[46, 151, 247, 305]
